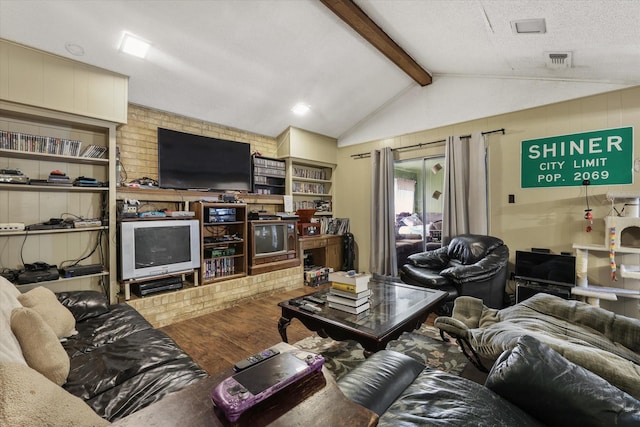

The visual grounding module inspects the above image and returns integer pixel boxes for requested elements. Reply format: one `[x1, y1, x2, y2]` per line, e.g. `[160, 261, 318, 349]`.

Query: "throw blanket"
[435, 293, 640, 399]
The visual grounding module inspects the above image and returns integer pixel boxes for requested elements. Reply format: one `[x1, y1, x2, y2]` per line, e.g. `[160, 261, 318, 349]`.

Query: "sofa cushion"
[338, 350, 425, 416]
[63, 303, 154, 358]
[378, 367, 542, 427]
[400, 265, 453, 288]
[64, 327, 207, 420]
[18, 286, 76, 338]
[447, 234, 503, 265]
[0, 362, 109, 427]
[0, 276, 26, 364]
[57, 291, 110, 322]
[10, 307, 70, 386]
[486, 335, 640, 427]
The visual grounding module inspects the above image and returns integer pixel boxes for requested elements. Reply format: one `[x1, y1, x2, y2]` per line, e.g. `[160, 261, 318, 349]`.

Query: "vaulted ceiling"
[1, 1, 638, 146]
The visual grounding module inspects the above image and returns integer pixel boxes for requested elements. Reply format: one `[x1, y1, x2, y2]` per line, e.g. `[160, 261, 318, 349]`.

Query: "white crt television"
[119, 219, 200, 280]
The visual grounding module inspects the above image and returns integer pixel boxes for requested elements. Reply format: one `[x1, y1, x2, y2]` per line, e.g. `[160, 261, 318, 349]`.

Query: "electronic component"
[233, 348, 280, 372]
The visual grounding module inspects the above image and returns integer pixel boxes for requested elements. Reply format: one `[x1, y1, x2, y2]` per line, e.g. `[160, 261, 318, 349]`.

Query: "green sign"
[521, 127, 633, 188]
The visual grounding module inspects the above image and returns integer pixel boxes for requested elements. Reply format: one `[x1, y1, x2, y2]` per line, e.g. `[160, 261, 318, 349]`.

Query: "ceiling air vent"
[511, 19, 546, 34]
[545, 51, 572, 69]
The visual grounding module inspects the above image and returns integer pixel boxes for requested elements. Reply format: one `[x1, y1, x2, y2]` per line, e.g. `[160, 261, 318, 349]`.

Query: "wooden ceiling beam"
[320, 0, 432, 86]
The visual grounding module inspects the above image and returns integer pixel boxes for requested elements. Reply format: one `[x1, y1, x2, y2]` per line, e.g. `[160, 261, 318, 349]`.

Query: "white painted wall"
[338, 75, 632, 147]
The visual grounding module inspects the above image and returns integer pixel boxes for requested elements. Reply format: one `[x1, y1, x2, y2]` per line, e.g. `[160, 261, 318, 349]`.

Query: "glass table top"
[281, 277, 446, 338]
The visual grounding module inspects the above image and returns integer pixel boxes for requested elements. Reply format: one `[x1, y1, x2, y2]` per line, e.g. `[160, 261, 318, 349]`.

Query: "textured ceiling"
[1, 0, 639, 141]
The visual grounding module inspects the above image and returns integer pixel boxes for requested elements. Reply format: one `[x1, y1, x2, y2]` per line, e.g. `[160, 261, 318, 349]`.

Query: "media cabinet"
[299, 234, 343, 272]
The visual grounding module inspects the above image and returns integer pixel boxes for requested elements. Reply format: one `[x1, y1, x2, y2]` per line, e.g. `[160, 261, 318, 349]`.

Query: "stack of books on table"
[327, 271, 372, 314]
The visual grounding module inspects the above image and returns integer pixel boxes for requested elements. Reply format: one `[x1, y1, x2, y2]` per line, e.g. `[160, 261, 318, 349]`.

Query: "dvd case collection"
[0, 130, 107, 159]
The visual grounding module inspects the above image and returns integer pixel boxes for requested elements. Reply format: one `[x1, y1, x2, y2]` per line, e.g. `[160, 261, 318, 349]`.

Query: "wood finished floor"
[160, 284, 330, 375]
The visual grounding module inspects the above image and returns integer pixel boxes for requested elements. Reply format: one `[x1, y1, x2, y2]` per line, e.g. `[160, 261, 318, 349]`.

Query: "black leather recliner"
[399, 234, 509, 314]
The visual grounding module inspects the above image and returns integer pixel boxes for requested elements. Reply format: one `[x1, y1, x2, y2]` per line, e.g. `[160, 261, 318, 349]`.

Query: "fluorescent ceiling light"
[511, 18, 546, 34]
[119, 33, 150, 58]
[291, 103, 310, 116]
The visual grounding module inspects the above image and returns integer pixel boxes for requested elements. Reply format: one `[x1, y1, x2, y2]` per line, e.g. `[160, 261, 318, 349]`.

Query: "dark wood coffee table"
[112, 342, 377, 427]
[278, 277, 447, 354]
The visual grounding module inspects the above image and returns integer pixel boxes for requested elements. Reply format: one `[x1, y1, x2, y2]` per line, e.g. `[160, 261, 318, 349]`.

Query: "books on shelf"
[327, 301, 371, 314]
[329, 271, 371, 293]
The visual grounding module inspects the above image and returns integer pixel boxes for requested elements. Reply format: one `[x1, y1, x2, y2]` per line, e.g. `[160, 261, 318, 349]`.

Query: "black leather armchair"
[400, 234, 509, 314]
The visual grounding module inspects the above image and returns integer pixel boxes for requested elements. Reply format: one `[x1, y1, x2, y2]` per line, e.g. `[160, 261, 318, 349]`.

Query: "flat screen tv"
[157, 127, 251, 191]
[119, 219, 201, 280]
[514, 250, 576, 287]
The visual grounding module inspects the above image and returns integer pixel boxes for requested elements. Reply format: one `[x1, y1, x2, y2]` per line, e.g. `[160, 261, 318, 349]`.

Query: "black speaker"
[516, 282, 571, 304]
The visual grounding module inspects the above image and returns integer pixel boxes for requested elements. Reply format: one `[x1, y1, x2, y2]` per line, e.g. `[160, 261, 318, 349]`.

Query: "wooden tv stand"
[299, 234, 343, 272]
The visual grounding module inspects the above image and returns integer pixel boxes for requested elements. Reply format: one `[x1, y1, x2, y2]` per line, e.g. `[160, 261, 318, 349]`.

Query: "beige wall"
[335, 87, 640, 278]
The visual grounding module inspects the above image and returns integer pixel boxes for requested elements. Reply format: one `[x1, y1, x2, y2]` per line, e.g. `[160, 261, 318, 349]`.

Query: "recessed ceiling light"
[64, 43, 85, 56]
[291, 103, 310, 116]
[511, 18, 546, 34]
[119, 32, 151, 58]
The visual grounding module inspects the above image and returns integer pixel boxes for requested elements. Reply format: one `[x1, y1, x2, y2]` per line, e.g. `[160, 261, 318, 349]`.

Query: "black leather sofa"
[400, 234, 509, 314]
[337, 334, 640, 426]
[57, 291, 207, 422]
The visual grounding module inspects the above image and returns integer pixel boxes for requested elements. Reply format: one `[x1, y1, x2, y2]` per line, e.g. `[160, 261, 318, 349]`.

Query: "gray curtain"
[442, 132, 488, 243]
[370, 147, 397, 276]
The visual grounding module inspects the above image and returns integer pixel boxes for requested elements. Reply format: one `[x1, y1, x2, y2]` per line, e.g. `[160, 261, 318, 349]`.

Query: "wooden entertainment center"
[299, 234, 343, 272]
[115, 188, 342, 294]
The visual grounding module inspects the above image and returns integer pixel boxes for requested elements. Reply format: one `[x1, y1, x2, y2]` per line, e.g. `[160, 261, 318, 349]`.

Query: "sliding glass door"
[394, 156, 444, 269]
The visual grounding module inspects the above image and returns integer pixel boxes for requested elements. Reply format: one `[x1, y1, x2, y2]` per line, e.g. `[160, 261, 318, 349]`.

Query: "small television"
[248, 220, 299, 275]
[157, 127, 251, 191]
[514, 250, 576, 287]
[119, 219, 201, 281]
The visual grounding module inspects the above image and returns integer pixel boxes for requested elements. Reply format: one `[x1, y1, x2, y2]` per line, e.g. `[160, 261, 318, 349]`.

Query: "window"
[394, 156, 444, 269]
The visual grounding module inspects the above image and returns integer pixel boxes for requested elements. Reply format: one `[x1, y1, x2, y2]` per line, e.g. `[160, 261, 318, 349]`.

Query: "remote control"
[304, 295, 325, 305]
[300, 303, 322, 313]
[233, 348, 280, 372]
[288, 298, 304, 306]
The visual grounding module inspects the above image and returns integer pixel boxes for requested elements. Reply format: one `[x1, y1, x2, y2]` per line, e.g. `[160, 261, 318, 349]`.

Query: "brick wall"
[127, 266, 303, 328]
[116, 104, 303, 327]
[116, 103, 278, 182]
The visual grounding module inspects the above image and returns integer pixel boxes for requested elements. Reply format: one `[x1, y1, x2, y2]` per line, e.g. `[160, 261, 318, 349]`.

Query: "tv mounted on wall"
[514, 250, 576, 288]
[157, 127, 251, 191]
[119, 219, 201, 281]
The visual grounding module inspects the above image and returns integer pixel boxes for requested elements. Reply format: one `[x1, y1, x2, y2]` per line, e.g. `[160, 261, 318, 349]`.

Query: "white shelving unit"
[0, 102, 117, 300]
[572, 243, 640, 316]
[286, 159, 334, 215]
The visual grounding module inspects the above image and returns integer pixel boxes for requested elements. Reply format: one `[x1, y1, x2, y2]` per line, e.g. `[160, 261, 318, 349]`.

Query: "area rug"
[293, 324, 468, 380]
